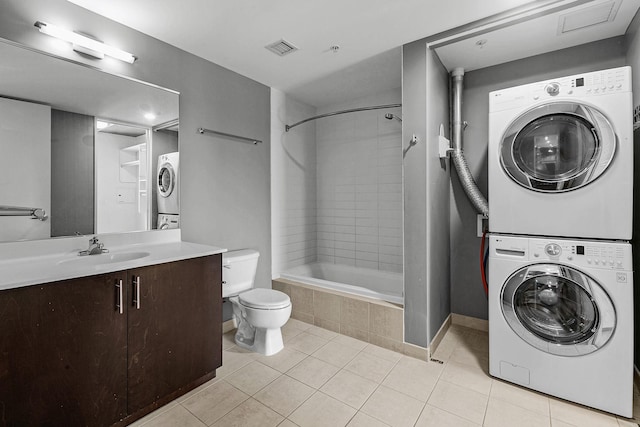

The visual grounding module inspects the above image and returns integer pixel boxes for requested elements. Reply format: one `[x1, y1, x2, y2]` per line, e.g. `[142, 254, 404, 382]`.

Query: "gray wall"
[402, 40, 428, 347]
[0, 0, 272, 289]
[451, 36, 627, 319]
[50, 109, 94, 237]
[425, 50, 451, 342]
[402, 41, 452, 347]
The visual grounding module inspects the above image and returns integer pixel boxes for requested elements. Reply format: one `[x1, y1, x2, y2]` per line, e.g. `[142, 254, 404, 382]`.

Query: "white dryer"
[488, 66, 632, 240]
[157, 152, 179, 215]
[488, 234, 633, 417]
[157, 213, 179, 230]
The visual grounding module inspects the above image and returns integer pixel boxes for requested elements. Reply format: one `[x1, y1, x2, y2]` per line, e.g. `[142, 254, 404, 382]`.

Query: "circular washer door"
[500, 102, 616, 192]
[158, 163, 176, 198]
[501, 263, 616, 356]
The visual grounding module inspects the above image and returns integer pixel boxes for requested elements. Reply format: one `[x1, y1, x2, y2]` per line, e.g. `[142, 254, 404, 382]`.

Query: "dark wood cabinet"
[0, 271, 128, 426]
[127, 256, 222, 417]
[0, 254, 222, 427]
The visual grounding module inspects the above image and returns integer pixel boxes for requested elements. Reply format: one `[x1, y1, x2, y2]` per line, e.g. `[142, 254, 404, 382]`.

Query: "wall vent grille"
[265, 39, 299, 56]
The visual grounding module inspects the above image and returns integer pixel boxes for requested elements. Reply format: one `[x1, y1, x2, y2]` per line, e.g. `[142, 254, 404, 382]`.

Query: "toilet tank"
[222, 249, 260, 297]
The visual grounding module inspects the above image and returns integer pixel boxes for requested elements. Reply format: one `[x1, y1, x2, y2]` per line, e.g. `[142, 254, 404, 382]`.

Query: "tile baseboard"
[451, 313, 488, 332]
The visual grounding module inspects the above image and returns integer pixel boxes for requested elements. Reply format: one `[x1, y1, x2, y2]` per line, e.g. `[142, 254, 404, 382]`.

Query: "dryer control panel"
[489, 66, 631, 113]
[490, 234, 632, 271]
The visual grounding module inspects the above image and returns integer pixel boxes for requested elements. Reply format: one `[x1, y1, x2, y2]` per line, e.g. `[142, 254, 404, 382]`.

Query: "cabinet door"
[127, 254, 222, 414]
[0, 272, 128, 426]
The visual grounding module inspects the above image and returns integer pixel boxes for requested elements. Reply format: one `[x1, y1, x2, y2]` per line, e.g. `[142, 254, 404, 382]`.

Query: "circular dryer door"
[158, 163, 176, 198]
[501, 263, 615, 356]
[500, 102, 616, 192]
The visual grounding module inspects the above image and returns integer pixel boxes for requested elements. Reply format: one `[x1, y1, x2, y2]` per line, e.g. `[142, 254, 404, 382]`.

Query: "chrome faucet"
[79, 237, 108, 256]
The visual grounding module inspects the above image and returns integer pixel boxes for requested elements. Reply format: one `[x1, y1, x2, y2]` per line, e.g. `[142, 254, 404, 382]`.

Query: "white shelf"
[120, 160, 140, 168]
[122, 142, 147, 152]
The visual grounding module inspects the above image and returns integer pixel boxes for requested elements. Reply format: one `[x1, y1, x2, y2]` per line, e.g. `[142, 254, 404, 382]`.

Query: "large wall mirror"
[0, 39, 179, 243]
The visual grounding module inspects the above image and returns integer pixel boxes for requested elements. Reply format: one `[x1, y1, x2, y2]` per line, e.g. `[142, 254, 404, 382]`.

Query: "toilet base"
[235, 327, 284, 356]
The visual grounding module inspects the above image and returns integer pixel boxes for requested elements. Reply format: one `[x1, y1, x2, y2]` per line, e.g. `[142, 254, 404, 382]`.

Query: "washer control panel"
[489, 66, 631, 113]
[490, 235, 632, 271]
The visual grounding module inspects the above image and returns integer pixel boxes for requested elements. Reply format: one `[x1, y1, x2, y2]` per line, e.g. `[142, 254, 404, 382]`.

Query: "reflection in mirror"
[0, 39, 179, 242]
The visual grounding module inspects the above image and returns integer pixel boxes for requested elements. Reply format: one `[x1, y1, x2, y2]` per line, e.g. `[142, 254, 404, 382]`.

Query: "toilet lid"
[239, 289, 291, 310]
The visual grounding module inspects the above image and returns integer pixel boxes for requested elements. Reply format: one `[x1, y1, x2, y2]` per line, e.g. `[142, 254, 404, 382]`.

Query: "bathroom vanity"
[0, 231, 225, 426]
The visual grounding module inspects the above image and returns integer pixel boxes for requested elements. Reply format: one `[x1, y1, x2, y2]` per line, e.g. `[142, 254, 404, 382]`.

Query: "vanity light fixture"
[34, 21, 137, 64]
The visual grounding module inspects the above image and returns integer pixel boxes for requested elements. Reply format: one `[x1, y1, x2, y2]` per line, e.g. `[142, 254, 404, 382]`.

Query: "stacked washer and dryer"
[487, 66, 634, 417]
[157, 152, 180, 230]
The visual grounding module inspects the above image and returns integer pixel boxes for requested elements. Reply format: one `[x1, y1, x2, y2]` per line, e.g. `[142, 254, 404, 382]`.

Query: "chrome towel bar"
[197, 127, 262, 145]
[0, 205, 48, 220]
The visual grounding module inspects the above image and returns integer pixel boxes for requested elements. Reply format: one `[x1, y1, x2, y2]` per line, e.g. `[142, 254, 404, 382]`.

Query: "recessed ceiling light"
[144, 112, 156, 120]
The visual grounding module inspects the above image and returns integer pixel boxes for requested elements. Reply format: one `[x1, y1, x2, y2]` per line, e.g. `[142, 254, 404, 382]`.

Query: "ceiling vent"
[265, 39, 299, 56]
[558, 1, 620, 34]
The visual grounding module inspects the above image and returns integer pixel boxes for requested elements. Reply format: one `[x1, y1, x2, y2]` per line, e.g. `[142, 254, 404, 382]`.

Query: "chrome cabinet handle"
[115, 279, 123, 314]
[132, 276, 141, 309]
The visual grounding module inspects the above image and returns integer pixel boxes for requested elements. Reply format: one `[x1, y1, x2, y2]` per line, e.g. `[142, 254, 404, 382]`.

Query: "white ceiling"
[434, 0, 640, 71]
[65, 0, 638, 107]
[66, 0, 538, 107]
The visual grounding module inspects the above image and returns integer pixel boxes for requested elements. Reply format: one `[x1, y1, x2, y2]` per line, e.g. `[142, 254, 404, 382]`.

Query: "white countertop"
[0, 230, 226, 290]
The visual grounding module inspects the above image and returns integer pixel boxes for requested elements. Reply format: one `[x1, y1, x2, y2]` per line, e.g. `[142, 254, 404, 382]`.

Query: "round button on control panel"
[545, 243, 562, 257]
[545, 83, 560, 96]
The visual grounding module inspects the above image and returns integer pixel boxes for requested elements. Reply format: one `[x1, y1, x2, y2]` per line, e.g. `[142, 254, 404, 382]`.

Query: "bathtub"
[280, 262, 403, 305]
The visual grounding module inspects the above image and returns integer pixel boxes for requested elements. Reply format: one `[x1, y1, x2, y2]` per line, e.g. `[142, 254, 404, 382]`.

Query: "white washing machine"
[157, 152, 179, 215]
[488, 66, 633, 240]
[489, 234, 633, 417]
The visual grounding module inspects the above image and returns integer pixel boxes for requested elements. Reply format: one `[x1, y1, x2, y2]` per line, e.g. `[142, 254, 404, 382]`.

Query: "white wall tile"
[335, 257, 356, 266]
[315, 89, 403, 274]
[356, 260, 379, 269]
[356, 251, 378, 262]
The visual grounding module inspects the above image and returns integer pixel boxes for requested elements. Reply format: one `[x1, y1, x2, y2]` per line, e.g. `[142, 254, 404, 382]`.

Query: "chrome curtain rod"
[285, 103, 402, 132]
[0, 205, 47, 220]
[197, 127, 262, 145]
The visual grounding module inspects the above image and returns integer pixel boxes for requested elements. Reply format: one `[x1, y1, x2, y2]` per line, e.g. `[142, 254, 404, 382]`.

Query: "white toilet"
[222, 249, 291, 356]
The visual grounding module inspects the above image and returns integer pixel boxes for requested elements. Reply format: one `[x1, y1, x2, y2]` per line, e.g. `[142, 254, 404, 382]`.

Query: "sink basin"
[57, 251, 151, 267]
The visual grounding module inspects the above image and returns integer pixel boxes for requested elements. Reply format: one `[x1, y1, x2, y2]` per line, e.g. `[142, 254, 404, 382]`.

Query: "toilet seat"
[239, 289, 290, 310]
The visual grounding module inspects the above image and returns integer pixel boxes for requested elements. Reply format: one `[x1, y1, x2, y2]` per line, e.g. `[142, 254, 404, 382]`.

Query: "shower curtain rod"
[285, 103, 401, 132]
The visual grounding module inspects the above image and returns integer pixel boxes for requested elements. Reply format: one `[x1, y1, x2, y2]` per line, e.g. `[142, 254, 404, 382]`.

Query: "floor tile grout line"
[177, 379, 251, 427]
[480, 378, 494, 427]
[345, 350, 406, 425]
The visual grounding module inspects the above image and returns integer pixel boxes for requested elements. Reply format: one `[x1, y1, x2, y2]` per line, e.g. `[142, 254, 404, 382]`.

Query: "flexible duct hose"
[451, 68, 489, 217]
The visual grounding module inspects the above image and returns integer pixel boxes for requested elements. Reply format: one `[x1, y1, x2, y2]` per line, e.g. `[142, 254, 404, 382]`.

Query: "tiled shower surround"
[271, 88, 403, 276]
[315, 90, 403, 273]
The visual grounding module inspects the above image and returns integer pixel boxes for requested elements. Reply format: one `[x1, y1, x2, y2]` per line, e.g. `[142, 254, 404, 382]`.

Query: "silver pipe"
[286, 103, 401, 131]
[451, 68, 489, 217]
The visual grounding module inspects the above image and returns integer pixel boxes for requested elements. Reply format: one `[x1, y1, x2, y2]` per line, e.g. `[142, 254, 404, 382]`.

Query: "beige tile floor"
[130, 320, 639, 427]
